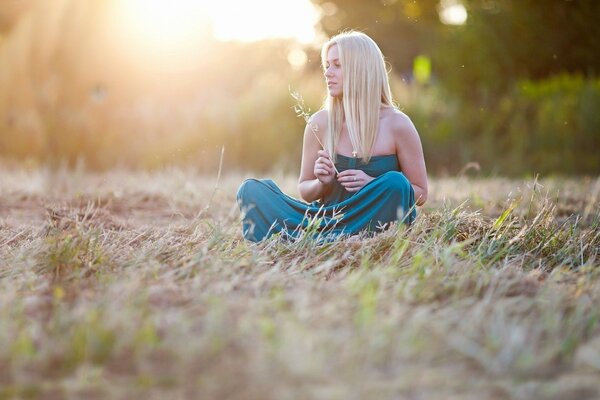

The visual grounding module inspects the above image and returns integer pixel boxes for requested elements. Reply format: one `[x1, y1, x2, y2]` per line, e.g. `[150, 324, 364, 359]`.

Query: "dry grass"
[1, 166, 599, 400]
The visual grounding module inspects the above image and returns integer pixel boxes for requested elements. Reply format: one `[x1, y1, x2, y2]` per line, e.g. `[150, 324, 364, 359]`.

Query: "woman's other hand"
[337, 169, 374, 192]
[314, 150, 336, 185]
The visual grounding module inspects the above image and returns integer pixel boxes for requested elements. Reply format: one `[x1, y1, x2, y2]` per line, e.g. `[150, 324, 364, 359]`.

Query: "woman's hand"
[314, 150, 336, 185]
[337, 169, 374, 192]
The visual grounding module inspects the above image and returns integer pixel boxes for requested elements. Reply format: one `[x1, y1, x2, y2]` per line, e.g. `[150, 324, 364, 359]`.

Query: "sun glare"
[115, 0, 318, 49]
[205, 0, 319, 43]
[439, 0, 468, 25]
[116, 0, 210, 54]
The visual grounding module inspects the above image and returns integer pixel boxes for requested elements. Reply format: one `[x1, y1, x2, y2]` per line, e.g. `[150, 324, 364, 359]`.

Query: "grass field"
[1, 167, 599, 399]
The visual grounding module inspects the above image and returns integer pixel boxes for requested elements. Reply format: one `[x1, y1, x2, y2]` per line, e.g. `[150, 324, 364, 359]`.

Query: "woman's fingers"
[317, 150, 330, 159]
[337, 170, 366, 192]
[315, 156, 334, 175]
[337, 172, 360, 182]
[316, 155, 334, 169]
[340, 183, 361, 192]
[339, 177, 362, 186]
[315, 160, 332, 173]
[337, 170, 354, 178]
[317, 151, 336, 169]
[314, 166, 332, 182]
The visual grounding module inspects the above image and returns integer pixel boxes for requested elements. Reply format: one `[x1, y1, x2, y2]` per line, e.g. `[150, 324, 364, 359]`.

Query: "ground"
[1, 166, 599, 399]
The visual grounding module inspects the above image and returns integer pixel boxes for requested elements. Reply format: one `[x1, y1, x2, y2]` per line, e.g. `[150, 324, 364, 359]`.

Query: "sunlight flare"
[115, 0, 318, 47]
[205, 0, 319, 43]
[116, 0, 210, 53]
[439, 0, 468, 25]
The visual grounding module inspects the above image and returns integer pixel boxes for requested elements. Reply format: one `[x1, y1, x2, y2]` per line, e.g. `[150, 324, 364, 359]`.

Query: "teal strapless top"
[237, 151, 415, 242]
[322, 153, 400, 205]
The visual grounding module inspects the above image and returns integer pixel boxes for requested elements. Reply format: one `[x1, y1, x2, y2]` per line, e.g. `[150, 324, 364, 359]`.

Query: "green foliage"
[311, 0, 443, 72]
[66, 311, 117, 367]
[309, 0, 600, 175]
[312, 0, 600, 98]
[413, 55, 431, 85]
[40, 226, 109, 280]
[11, 332, 36, 358]
[436, 0, 600, 100]
[407, 74, 600, 175]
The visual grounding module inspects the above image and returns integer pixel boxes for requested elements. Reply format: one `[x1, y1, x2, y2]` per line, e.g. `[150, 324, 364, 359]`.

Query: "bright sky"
[206, 0, 320, 43]
[117, 0, 320, 46]
[114, 0, 463, 70]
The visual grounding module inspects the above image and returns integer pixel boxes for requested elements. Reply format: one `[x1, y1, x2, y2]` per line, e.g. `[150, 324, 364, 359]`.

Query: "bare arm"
[298, 111, 335, 202]
[393, 113, 428, 206]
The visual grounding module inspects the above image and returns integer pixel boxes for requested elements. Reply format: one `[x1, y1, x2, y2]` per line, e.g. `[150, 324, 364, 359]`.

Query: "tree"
[312, 0, 443, 74]
[312, 0, 600, 98]
[436, 0, 600, 100]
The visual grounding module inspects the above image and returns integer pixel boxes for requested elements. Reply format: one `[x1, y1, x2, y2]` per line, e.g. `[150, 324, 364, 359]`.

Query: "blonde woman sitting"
[237, 31, 428, 242]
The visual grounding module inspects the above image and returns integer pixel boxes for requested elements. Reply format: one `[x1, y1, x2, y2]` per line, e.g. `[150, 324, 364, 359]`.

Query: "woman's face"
[324, 44, 343, 98]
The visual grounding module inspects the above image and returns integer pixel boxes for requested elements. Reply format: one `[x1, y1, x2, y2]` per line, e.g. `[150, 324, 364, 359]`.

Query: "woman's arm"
[392, 112, 428, 206]
[298, 110, 334, 202]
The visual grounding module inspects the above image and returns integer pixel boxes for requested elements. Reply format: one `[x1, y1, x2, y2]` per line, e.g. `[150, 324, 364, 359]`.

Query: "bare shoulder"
[387, 109, 418, 138]
[308, 109, 328, 129]
[306, 109, 328, 141]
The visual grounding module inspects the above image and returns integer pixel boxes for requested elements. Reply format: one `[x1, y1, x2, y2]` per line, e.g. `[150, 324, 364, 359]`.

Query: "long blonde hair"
[321, 31, 394, 163]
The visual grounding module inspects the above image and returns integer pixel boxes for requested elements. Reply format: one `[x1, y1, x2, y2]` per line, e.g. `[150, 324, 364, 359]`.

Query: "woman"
[237, 31, 428, 242]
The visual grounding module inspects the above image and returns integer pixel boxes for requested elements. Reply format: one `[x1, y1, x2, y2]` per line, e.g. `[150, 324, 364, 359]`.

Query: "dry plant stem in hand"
[314, 149, 337, 186]
[291, 89, 340, 175]
[309, 125, 339, 175]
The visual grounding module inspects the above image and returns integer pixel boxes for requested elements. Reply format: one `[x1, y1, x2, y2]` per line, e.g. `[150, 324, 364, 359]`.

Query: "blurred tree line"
[0, 0, 598, 175]
[313, 0, 600, 174]
[0, 0, 314, 173]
